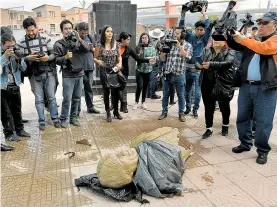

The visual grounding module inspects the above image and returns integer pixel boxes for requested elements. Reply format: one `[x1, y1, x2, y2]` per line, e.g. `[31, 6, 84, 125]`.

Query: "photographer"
[227, 12, 277, 165]
[158, 27, 193, 122]
[179, 5, 212, 118]
[17, 18, 60, 131]
[1, 33, 30, 142]
[54, 19, 90, 128]
[76, 22, 100, 115]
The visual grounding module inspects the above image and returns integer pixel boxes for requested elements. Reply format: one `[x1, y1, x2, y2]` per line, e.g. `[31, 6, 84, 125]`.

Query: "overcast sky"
[0, 0, 274, 12]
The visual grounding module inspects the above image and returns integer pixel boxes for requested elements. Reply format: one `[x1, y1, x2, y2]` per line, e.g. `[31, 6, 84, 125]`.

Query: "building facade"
[32, 4, 62, 33]
[0, 8, 34, 29]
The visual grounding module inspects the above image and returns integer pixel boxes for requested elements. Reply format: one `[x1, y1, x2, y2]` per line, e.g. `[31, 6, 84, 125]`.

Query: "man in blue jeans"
[179, 5, 212, 118]
[54, 19, 90, 128]
[227, 12, 277, 164]
[147, 29, 164, 99]
[18, 18, 60, 130]
[158, 27, 192, 122]
[76, 22, 100, 115]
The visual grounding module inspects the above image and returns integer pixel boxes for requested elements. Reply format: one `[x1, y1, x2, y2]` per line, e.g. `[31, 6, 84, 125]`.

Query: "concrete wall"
[89, 0, 137, 77]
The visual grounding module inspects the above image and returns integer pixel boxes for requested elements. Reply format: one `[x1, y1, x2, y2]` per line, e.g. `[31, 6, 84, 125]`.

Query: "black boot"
[202, 129, 213, 139]
[113, 111, 123, 120]
[106, 111, 112, 122]
[221, 126, 229, 136]
[122, 102, 128, 113]
[120, 104, 124, 112]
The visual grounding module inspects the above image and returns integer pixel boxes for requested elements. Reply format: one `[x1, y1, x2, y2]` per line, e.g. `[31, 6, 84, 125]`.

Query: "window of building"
[20, 15, 24, 20]
[49, 11, 55, 18]
[14, 25, 17, 29]
[37, 12, 41, 17]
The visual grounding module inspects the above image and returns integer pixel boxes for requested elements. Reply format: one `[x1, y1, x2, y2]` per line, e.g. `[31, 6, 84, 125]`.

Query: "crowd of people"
[1, 8, 277, 165]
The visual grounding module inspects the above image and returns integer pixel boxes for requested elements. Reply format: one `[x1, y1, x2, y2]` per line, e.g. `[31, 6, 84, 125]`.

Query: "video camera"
[67, 32, 78, 43]
[182, 0, 208, 13]
[239, 12, 254, 31]
[212, 0, 237, 41]
[159, 29, 178, 53]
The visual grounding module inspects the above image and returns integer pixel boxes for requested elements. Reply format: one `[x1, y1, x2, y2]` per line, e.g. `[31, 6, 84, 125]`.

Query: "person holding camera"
[227, 12, 277, 165]
[54, 19, 90, 128]
[179, 5, 212, 118]
[158, 27, 193, 122]
[76, 22, 100, 115]
[17, 18, 60, 131]
[1, 33, 30, 142]
[196, 39, 235, 139]
[134, 33, 157, 110]
[94, 25, 123, 122]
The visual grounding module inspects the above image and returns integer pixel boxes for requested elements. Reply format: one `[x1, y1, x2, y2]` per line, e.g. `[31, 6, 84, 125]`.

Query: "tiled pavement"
[1, 80, 277, 207]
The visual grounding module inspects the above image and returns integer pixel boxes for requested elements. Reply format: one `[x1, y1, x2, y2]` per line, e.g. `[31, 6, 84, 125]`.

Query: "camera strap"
[24, 33, 44, 54]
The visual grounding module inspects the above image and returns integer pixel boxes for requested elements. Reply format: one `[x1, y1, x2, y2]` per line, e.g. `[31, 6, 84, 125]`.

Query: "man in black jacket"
[54, 19, 90, 128]
[227, 12, 277, 164]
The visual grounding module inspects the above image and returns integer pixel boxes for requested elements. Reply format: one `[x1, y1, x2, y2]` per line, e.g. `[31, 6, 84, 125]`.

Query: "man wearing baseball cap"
[227, 11, 277, 164]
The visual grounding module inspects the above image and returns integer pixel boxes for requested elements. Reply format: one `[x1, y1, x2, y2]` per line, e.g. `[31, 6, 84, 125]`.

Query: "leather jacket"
[196, 46, 236, 100]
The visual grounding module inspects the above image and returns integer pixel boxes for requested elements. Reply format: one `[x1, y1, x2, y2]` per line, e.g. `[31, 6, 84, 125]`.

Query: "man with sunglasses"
[227, 12, 277, 165]
[179, 6, 212, 118]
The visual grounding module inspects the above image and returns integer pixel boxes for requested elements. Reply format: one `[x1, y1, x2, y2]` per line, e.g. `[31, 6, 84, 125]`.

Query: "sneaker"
[256, 153, 268, 165]
[193, 111, 198, 119]
[179, 114, 186, 122]
[5, 134, 21, 142]
[169, 101, 175, 105]
[61, 121, 70, 128]
[16, 130, 30, 137]
[151, 94, 161, 99]
[70, 119, 81, 127]
[87, 107, 100, 114]
[158, 113, 167, 120]
[39, 123, 46, 131]
[133, 103, 138, 110]
[232, 145, 251, 153]
[141, 103, 148, 110]
[202, 129, 213, 139]
[184, 108, 191, 115]
[53, 121, 61, 128]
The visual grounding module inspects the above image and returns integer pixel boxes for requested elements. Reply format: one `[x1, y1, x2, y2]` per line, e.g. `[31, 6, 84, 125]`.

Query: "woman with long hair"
[133, 32, 156, 110]
[117, 32, 155, 113]
[94, 25, 123, 122]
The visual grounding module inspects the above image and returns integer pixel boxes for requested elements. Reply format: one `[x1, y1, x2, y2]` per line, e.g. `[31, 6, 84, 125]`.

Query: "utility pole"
[79, 0, 86, 8]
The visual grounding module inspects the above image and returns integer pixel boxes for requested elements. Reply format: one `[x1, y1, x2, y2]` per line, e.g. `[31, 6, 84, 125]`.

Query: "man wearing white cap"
[148, 28, 165, 99]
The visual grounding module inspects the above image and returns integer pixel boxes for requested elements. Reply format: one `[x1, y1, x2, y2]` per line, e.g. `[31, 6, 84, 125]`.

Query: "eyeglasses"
[257, 21, 271, 26]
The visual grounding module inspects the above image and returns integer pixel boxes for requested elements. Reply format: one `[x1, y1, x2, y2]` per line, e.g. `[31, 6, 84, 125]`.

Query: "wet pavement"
[1, 77, 277, 207]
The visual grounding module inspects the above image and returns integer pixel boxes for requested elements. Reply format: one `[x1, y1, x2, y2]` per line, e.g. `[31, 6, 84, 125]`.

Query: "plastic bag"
[134, 140, 185, 198]
[75, 173, 149, 204]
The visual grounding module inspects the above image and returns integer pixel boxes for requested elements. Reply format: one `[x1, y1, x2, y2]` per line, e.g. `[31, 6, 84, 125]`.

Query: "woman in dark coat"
[117, 32, 155, 113]
[196, 39, 235, 139]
